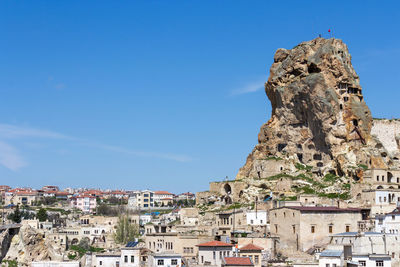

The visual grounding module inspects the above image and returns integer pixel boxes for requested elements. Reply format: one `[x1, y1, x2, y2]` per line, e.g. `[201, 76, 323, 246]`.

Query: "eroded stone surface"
[237, 38, 397, 180]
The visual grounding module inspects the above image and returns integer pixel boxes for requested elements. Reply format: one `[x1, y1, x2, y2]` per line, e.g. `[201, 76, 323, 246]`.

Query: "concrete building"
[330, 232, 395, 266]
[128, 190, 154, 209]
[4, 190, 40, 206]
[154, 191, 175, 206]
[269, 206, 363, 251]
[94, 245, 141, 267]
[318, 250, 344, 267]
[375, 208, 400, 233]
[197, 241, 234, 266]
[70, 195, 97, 213]
[149, 253, 182, 267]
[245, 211, 267, 226]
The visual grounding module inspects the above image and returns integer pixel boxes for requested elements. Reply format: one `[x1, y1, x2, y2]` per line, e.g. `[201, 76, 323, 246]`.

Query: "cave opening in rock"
[224, 184, 232, 195]
[277, 143, 287, 152]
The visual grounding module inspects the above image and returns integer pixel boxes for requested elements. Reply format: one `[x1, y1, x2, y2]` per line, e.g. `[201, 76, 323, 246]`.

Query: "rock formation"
[3, 225, 65, 266]
[237, 38, 398, 180]
[197, 37, 400, 207]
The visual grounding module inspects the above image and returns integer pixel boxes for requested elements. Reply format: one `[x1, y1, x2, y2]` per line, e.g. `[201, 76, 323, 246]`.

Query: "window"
[255, 255, 259, 264]
[213, 251, 216, 259]
[393, 215, 396, 220]
[99, 261, 102, 266]
[251, 220, 254, 224]
[201, 256, 204, 263]
[326, 264, 330, 267]
[260, 220, 263, 224]
[377, 176, 379, 181]
[275, 224, 278, 233]
[171, 259, 178, 265]
[131, 256, 134, 263]
[311, 225, 315, 233]
[376, 260, 384, 266]
[284, 212, 286, 218]
[220, 251, 222, 259]
[157, 259, 164, 265]
[333, 264, 337, 267]
[359, 261, 366, 266]
[346, 225, 350, 232]
[125, 255, 128, 263]
[292, 225, 296, 234]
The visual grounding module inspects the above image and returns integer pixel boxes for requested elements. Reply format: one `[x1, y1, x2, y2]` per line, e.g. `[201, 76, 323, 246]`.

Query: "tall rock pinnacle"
[237, 38, 393, 180]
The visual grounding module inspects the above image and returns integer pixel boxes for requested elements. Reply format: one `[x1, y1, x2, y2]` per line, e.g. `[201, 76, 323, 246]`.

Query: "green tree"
[78, 237, 90, 250]
[8, 205, 22, 223]
[113, 215, 139, 244]
[37, 208, 48, 222]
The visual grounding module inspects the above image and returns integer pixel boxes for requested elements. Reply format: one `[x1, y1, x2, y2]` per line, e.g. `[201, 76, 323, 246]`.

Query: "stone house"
[360, 189, 400, 216]
[375, 207, 400, 233]
[269, 206, 363, 252]
[363, 169, 400, 189]
[197, 241, 234, 266]
[238, 244, 263, 267]
[145, 232, 210, 261]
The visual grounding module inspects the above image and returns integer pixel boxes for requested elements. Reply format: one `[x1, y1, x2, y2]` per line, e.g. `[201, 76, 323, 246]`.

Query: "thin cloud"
[87, 143, 192, 162]
[231, 80, 265, 96]
[0, 123, 192, 171]
[0, 141, 26, 171]
[0, 123, 70, 139]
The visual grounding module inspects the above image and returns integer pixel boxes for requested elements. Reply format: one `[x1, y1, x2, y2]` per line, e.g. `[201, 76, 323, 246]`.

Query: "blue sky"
[0, 1, 399, 193]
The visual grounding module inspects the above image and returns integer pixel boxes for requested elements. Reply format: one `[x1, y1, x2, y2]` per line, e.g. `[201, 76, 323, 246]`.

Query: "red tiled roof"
[197, 241, 233, 247]
[111, 191, 127, 195]
[224, 257, 253, 266]
[240, 244, 263, 251]
[55, 192, 70, 196]
[279, 206, 361, 213]
[155, 191, 174, 195]
[15, 191, 38, 196]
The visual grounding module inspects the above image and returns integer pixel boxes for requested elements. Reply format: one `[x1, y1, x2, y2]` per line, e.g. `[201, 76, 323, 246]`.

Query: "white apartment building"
[246, 210, 267, 226]
[128, 190, 154, 209]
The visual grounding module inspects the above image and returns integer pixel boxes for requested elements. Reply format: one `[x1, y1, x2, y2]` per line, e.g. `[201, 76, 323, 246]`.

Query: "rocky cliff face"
[237, 38, 397, 180]
[4, 225, 64, 266]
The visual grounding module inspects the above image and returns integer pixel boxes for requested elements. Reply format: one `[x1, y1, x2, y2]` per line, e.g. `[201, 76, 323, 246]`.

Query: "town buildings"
[128, 190, 154, 209]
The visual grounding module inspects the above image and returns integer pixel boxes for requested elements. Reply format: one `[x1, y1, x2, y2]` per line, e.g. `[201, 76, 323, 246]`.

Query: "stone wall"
[372, 119, 400, 154]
